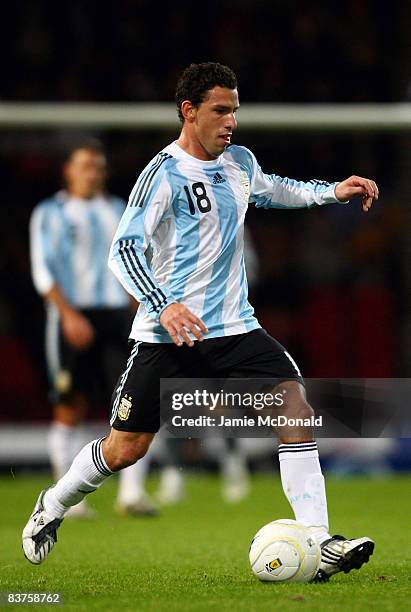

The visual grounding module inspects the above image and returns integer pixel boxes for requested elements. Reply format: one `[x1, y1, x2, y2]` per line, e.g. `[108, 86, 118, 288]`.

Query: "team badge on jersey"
[118, 394, 132, 421]
[240, 171, 250, 201]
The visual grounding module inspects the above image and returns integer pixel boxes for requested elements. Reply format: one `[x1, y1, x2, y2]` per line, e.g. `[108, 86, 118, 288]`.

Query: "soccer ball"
[249, 519, 321, 583]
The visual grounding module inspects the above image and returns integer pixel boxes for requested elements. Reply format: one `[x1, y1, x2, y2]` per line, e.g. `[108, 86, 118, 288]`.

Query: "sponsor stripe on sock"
[96, 438, 112, 476]
[92, 440, 111, 477]
[278, 442, 317, 447]
[278, 442, 317, 454]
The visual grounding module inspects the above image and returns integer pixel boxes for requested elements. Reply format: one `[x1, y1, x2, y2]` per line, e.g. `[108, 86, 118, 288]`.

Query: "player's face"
[194, 86, 239, 159]
[64, 149, 107, 198]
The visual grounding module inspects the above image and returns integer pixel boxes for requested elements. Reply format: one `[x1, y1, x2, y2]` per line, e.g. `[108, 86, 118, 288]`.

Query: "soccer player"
[23, 63, 378, 581]
[29, 142, 157, 517]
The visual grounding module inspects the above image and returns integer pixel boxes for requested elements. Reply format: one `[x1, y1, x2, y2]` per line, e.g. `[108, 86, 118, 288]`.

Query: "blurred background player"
[29, 141, 157, 517]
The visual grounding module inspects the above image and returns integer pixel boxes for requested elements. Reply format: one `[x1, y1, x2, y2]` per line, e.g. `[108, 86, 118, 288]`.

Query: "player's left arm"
[334, 175, 379, 212]
[247, 149, 378, 211]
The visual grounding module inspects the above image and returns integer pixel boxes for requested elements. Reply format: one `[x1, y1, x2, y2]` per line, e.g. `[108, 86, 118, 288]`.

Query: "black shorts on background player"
[110, 329, 304, 433]
[47, 307, 131, 404]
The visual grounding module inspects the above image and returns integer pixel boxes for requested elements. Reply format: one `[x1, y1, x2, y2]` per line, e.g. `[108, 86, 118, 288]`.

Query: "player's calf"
[102, 430, 154, 471]
[275, 380, 315, 443]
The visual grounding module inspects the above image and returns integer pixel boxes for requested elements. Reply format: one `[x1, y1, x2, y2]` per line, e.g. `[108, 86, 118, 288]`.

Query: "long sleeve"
[29, 204, 56, 295]
[246, 147, 343, 210]
[108, 168, 176, 322]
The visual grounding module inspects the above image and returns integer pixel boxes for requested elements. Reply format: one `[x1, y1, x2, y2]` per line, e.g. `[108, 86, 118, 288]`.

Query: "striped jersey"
[109, 141, 342, 342]
[30, 190, 129, 308]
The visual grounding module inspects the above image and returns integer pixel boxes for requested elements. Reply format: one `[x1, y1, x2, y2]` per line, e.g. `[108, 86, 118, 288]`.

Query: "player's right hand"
[61, 309, 95, 350]
[159, 303, 208, 347]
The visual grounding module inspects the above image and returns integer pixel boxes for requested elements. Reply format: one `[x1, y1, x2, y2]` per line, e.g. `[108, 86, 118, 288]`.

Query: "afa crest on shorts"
[118, 394, 132, 421]
[54, 369, 72, 394]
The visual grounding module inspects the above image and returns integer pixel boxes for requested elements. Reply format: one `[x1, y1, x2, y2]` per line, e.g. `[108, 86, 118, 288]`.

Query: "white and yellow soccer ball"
[249, 519, 321, 583]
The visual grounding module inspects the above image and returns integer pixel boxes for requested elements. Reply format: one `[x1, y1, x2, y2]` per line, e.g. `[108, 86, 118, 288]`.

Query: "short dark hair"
[64, 138, 106, 163]
[175, 62, 238, 122]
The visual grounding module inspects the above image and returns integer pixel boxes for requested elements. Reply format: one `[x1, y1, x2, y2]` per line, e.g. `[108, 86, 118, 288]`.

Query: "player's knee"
[290, 399, 315, 421]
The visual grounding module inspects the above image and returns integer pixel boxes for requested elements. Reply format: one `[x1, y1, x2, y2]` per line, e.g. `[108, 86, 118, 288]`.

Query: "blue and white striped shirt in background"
[30, 190, 129, 308]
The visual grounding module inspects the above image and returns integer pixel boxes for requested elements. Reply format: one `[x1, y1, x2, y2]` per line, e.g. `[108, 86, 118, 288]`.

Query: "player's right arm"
[108, 159, 207, 346]
[29, 203, 94, 350]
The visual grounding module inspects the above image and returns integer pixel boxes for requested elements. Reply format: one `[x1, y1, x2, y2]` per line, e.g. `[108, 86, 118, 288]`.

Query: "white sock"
[117, 453, 150, 505]
[48, 422, 77, 479]
[43, 437, 113, 518]
[278, 441, 331, 545]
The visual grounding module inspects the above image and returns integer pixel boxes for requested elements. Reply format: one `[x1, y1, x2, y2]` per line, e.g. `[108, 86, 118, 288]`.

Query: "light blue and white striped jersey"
[30, 190, 129, 308]
[109, 142, 342, 342]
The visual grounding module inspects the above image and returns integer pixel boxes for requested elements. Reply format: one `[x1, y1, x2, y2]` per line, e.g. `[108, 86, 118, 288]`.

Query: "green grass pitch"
[1, 472, 410, 611]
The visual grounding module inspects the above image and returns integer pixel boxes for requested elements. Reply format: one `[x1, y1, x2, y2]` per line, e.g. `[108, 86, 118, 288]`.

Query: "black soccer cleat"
[313, 535, 375, 582]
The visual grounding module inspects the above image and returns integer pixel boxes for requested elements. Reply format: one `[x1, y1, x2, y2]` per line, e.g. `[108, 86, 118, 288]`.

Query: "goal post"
[0, 102, 411, 131]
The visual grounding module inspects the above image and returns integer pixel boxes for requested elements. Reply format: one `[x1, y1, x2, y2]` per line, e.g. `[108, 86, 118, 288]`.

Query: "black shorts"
[45, 306, 131, 404]
[110, 329, 304, 433]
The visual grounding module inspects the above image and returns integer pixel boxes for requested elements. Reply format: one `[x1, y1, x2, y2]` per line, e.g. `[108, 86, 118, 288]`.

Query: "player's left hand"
[335, 175, 379, 212]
